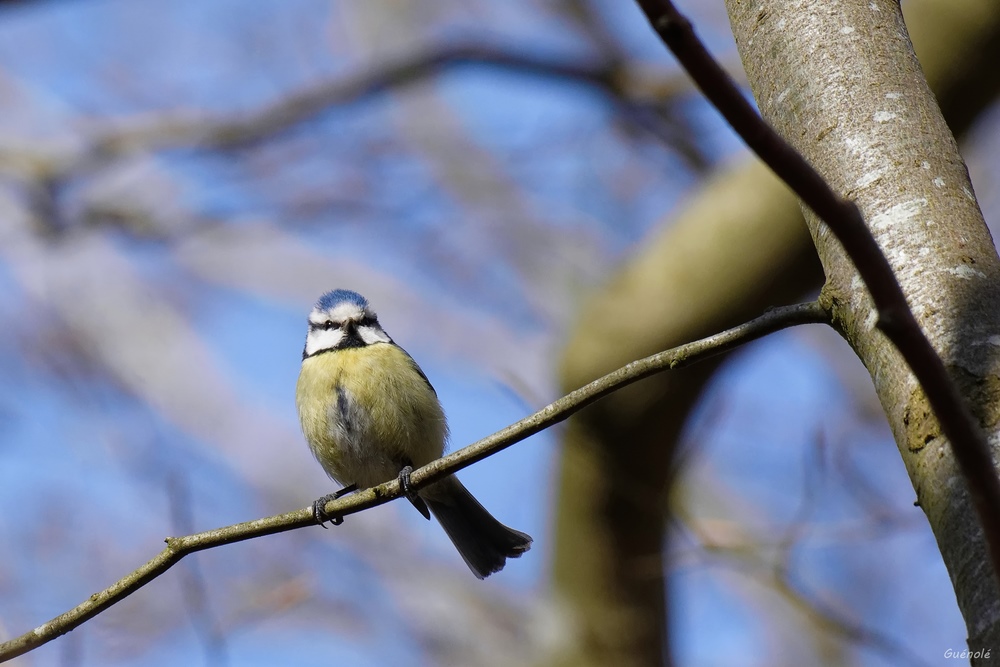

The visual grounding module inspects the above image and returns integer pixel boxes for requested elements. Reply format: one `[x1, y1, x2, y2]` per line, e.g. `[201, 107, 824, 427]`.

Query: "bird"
[296, 289, 532, 578]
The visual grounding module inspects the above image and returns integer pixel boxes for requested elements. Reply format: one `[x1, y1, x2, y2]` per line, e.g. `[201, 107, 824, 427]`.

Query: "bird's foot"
[311, 484, 358, 528]
[398, 466, 430, 520]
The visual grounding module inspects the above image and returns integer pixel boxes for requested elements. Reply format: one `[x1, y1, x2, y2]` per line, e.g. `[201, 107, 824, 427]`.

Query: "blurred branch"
[557, 0, 630, 61]
[96, 44, 615, 150]
[0, 301, 828, 663]
[0, 41, 699, 181]
[635, 0, 1000, 579]
[684, 528, 936, 667]
[673, 434, 930, 667]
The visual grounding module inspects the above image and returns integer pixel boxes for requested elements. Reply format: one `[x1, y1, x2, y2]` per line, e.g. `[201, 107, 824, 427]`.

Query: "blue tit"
[296, 289, 532, 579]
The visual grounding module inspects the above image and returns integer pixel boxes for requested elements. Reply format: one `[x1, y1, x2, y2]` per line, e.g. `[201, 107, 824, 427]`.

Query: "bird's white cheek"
[358, 325, 391, 345]
[304, 329, 344, 356]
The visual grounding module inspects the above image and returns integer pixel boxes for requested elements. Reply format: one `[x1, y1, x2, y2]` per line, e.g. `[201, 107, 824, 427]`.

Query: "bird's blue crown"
[316, 289, 368, 311]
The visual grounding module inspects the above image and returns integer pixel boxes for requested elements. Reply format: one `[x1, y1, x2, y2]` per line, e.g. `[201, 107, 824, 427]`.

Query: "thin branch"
[633, 0, 1000, 580]
[0, 301, 828, 663]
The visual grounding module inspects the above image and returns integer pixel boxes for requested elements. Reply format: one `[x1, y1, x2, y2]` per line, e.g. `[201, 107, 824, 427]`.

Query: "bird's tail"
[423, 477, 532, 579]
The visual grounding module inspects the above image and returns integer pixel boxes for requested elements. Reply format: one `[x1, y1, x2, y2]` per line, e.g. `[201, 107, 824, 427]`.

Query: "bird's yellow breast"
[296, 343, 447, 488]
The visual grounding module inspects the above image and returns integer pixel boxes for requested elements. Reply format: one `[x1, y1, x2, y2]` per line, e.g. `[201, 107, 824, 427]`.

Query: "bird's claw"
[398, 465, 430, 520]
[311, 485, 357, 528]
[312, 494, 343, 527]
[398, 466, 417, 501]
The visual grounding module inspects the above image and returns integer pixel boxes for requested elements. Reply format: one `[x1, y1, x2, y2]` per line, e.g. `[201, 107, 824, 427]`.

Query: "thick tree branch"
[0, 301, 828, 663]
[634, 0, 1000, 580]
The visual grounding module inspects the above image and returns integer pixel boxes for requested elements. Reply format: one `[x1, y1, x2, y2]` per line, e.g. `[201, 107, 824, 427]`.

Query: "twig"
[633, 0, 1000, 580]
[0, 301, 828, 663]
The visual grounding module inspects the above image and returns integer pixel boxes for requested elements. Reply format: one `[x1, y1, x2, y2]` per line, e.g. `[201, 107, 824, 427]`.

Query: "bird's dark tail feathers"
[423, 477, 532, 579]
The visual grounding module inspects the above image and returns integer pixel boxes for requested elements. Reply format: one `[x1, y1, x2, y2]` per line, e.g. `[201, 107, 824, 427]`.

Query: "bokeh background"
[0, 1, 997, 665]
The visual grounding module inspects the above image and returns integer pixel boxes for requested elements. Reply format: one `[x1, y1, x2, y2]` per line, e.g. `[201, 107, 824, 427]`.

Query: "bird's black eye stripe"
[309, 316, 375, 332]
